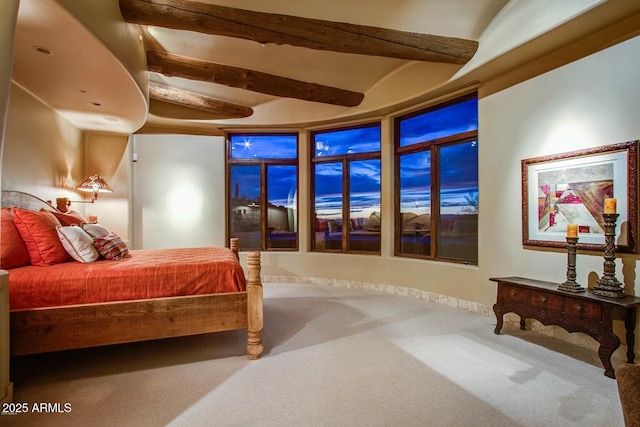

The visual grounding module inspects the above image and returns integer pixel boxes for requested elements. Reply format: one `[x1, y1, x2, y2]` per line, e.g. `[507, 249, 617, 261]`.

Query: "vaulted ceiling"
[10, 0, 640, 135]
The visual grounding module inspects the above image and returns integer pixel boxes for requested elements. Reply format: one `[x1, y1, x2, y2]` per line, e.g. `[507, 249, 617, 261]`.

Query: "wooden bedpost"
[229, 237, 239, 260]
[246, 251, 263, 359]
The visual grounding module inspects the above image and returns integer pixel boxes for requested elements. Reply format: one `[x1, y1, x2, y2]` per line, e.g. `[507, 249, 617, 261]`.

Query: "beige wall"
[126, 35, 640, 313]
[2, 84, 129, 238]
[3, 83, 84, 204]
[83, 132, 130, 240]
[480, 34, 640, 299]
[242, 35, 638, 310]
[0, 87, 127, 242]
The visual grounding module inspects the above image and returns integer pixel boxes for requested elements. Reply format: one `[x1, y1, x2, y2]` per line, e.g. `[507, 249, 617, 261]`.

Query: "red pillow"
[49, 209, 87, 226]
[11, 207, 70, 266]
[1, 207, 30, 269]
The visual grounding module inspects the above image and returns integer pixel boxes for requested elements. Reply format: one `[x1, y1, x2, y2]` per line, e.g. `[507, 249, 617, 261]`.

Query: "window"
[228, 134, 298, 250]
[395, 95, 478, 264]
[311, 123, 381, 253]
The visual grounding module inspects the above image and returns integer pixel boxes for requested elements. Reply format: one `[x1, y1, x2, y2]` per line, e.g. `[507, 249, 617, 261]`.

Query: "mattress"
[8, 247, 246, 310]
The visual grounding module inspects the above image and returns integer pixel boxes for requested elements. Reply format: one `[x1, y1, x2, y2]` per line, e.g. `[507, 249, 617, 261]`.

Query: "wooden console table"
[490, 276, 640, 378]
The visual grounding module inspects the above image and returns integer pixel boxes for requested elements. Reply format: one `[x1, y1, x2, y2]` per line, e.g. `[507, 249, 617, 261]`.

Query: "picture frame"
[522, 140, 638, 253]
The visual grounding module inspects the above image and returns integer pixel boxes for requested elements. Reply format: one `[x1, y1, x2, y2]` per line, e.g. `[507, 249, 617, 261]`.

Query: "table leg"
[493, 303, 504, 335]
[625, 308, 637, 364]
[599, 327, 621, 379]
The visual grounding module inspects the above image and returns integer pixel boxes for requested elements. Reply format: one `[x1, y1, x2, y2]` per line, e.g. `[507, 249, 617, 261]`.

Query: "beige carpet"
[3, 283, 625, 426]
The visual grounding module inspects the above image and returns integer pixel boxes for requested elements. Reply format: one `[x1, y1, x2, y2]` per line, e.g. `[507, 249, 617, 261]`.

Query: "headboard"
[1, 190, 59, 212]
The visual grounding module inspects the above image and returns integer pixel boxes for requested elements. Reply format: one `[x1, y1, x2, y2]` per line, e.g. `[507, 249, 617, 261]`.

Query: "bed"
[0, 190, 263, 359]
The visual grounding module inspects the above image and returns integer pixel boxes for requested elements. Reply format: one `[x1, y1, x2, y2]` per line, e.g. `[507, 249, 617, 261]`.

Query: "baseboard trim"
[263, 274, 493, 315]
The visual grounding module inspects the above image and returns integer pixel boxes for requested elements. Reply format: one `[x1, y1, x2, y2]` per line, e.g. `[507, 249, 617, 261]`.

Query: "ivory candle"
[604, 198, 617, 214]
[566, 224, 578, 238]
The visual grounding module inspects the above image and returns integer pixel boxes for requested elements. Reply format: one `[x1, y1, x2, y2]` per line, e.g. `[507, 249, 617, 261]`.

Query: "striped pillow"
[93, 232, 129, 260]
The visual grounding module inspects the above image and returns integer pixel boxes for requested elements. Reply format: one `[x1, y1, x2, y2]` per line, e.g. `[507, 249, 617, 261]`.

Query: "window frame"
[310, 122, 382, 254]
[393, 94, 479, 264]
[226, 132, 299, 251]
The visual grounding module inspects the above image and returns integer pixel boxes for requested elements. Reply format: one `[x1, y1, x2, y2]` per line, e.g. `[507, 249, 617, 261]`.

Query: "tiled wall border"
[263, 274, 493, 316]
[263, 274, 632, 361]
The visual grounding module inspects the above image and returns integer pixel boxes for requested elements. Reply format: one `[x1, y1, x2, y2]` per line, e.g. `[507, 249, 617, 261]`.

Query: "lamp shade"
[77, 175, 113, 198]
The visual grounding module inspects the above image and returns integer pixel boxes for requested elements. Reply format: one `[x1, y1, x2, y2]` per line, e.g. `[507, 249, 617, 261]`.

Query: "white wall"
[130, 134, 227, 249]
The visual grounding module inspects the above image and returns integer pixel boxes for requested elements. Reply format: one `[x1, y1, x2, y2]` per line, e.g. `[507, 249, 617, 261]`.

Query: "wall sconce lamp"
[56, 174, 113, 212]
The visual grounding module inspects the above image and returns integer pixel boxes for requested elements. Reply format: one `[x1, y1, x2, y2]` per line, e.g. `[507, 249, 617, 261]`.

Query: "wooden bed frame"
[1, 190, 263, 359]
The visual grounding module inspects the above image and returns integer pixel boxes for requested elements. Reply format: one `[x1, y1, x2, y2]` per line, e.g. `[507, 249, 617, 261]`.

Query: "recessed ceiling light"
[33, 46, 52, 55]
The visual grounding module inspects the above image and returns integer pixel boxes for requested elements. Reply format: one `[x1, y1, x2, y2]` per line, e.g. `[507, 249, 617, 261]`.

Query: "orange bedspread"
[8, 247, 246, 310]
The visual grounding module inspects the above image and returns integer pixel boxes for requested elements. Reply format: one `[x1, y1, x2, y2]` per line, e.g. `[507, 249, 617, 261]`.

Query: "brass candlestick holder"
[558, 236, 585, 293]
[593, 213, 625, 298]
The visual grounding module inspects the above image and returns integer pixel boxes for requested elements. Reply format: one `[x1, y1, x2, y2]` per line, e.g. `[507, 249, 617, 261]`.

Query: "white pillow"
[81, 222, 110, 238]
[57, 226, 100, 263]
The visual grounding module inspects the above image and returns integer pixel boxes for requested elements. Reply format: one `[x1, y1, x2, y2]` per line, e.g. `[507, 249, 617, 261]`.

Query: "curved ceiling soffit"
[14, 0, 148, 134]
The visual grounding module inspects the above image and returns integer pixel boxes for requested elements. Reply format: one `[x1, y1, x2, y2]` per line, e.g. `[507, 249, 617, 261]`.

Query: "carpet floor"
[3, 283, 625, 426]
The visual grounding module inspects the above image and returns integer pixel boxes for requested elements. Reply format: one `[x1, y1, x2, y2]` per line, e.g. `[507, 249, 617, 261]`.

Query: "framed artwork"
[522, 141, 638, 253]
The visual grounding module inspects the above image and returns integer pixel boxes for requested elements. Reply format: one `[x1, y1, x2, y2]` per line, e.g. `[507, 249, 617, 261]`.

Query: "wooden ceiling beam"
[147, 51, 365, 107]
[120, 0, 478, 64]
[148, 82, 254, 118]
